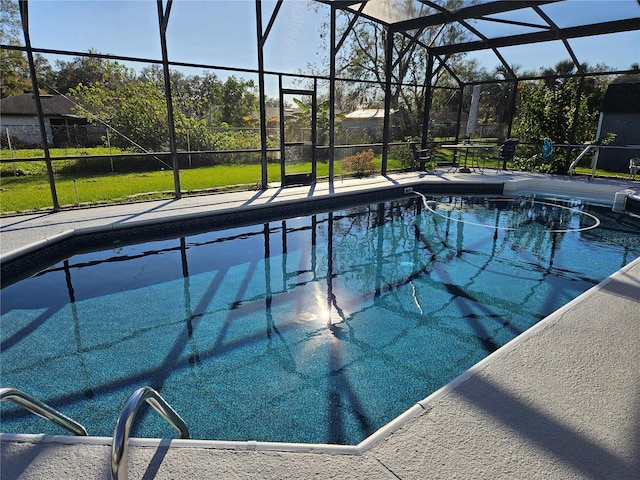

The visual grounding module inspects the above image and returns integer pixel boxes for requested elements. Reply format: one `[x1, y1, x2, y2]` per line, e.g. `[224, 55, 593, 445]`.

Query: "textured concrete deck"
[1, 171, 639, 479]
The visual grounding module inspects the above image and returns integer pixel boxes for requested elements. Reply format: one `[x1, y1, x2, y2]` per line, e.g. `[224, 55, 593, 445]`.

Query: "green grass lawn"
[0, 147, 128, 160]
[0, 157, 404, 214]
[0, 165, 274, 213]
[1, 145, 633, 215]
[0, 147, 131, 175]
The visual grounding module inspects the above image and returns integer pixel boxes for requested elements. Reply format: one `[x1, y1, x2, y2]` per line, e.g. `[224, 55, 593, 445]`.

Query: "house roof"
[0, 93, 79, 117]
[343, 108, 396, 119]
[600, 74, 640, 114]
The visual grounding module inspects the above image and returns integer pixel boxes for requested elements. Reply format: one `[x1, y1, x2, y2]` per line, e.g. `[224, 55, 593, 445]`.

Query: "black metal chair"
[409, 143, 433, 172]
[494, 138, 519, 171]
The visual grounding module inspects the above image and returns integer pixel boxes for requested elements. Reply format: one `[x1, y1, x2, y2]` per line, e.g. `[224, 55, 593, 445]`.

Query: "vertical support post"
[421, 54, 434, 149]
[311, 78, 318, 183]
[567, 76, 586, 172]
[328, 5, 337, 182]
[381, 27, 394, 175]
[6, 127, 13, 154]
[186, 131, 192, 166]
[255, 0, 269, 189]
[454, 84, 464, 144]
[569, 76, 584, 145]
[106, 129, 114, 171]
[19, 0, 60, 211]
[506, 81, 518, 139]
[278, 76, 286, 182]
[157, 0, 181, 199]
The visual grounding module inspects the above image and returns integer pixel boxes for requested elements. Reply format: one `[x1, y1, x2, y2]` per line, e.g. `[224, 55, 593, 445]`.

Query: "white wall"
[1, 115, 53, 147]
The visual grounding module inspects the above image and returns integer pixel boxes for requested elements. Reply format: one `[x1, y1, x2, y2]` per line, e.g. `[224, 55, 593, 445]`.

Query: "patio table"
[441, 143, 494, 173]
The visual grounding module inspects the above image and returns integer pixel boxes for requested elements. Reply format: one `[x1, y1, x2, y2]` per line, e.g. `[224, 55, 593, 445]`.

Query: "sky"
[20, 0, 640, 94]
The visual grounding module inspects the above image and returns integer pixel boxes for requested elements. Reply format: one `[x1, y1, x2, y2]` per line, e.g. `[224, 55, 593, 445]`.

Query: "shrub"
[342, 149, 376, 177]
[389, 142, 415, 170]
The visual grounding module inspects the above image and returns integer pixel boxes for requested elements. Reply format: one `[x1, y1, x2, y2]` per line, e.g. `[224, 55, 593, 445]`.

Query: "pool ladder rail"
[1, 386, 190, 480]
[0, 387, 88, 436]
[112, 386, 190, 480]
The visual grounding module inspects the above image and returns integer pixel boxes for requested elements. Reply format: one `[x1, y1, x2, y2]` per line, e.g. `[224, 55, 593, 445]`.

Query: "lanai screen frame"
[5, 0, 640, 210]
[323, 0, 640, 173]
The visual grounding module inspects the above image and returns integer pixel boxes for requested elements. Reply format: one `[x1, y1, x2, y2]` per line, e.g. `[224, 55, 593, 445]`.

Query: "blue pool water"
[1, 195, 639, 445]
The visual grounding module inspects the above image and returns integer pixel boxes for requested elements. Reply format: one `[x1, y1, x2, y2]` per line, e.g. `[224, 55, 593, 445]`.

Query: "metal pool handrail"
[559, 143, 640, 180]
[111, 386, 190, 480]
[568, 144, 598, 178]
[0, 387, 88, 436]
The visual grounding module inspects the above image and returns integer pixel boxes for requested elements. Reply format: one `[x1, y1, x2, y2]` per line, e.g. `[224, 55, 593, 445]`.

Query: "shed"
[597, 74, 640, 172]
[341, 108, 397, 141]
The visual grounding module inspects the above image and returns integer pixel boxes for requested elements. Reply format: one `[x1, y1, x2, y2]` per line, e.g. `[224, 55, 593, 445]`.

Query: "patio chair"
[630, 158, 640, 179]
[494, 138, 519, 171]
[409, 143, 434, 172]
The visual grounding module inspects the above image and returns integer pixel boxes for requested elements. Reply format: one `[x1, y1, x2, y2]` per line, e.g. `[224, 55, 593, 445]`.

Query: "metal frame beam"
[18, 0, 60, 210]
[255, 0, 283, 189]
[390, 1, 562, 32]
[430, 18, 640, 56]
[382, 27, 393, 175]
[157, 0, 181, 199]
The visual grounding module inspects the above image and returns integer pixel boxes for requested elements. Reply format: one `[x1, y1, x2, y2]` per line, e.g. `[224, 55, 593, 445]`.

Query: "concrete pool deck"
[1, 171, 639, 479]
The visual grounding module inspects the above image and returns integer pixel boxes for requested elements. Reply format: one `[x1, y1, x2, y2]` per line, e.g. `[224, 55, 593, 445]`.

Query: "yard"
[0, 149, 406, 214]
[0, 145, 631, 215]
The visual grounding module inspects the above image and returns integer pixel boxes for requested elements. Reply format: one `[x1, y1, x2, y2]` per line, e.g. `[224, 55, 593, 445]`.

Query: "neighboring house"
[341, 108, 397, 141]
[597, 74, 640, 172]
[0, 93, 97, 148]
[263, 105, 303, 126]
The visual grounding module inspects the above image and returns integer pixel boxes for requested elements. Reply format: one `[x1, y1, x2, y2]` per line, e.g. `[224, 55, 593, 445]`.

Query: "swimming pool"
[2, 194, 639, 445]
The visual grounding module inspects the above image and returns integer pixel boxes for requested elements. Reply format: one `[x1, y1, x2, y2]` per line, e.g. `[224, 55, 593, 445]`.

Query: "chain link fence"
[1, 123, 106, 150]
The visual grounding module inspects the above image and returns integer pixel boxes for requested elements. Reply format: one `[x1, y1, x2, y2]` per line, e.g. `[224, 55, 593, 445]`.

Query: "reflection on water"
[1, 196, 639, 444]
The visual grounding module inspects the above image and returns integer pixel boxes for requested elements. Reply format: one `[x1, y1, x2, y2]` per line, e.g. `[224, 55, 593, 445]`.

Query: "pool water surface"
[1, 195, 639, 445]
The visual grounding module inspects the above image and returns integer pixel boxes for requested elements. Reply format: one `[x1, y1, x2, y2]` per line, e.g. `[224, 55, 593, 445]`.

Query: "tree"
[49, 51, 123, 94]
[541, 59, 577, 90]
[70, 60, 169, 151]
[34, 54, 54, 92]
[513, 61, 612, 174]
[213, 76, 258, 127]
[141, 68, 257, 128]
[140, 66, 220, 123]
[484, 64, 522, 124]
[286, 96, 333, 147]
[69, 60, 262, 154]
[0, 0, 30, 97]
[314, 0, 469, 138]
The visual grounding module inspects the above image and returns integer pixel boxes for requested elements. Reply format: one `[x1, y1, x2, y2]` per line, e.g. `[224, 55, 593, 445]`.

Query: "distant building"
[597, 74, 640, 172]
[341, 108, 397, 141]
[0, 93, 98, 148]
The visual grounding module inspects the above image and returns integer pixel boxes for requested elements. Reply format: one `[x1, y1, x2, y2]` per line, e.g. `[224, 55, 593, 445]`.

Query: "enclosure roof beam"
[531, 4, 582, 74]
[336, 1, 367, 53]
[430, 18, 640, 56]
[390, 0, 562, 32]
[260, 0, 283, 48]
[316, 0, 362, 7]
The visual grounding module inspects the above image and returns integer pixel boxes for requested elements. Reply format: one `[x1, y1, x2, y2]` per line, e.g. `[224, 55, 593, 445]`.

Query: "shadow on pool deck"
[1, 171, 639, 479]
